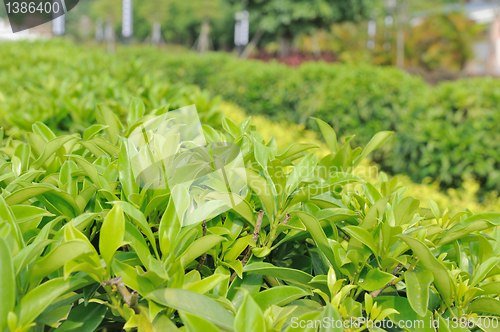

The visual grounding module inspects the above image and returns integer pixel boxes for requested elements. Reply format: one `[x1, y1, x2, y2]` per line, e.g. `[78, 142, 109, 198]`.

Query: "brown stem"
[102, 276, 140, 314]
[196, 220, 208, 272]
[281, 213, 291, 225]
[230, 210, 264, 282]
[370, 263, 403, 298]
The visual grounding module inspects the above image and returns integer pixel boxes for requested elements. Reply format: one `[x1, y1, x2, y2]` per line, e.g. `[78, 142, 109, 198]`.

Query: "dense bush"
[127, 49, 427, 143]
[2, 96, 500, 330]
[119, 47, 500, 193]
[0, 41, 222, 133]
[2, 40, 500, 331]
[2, 40, 500, 192]
[394, 78, 500, 192]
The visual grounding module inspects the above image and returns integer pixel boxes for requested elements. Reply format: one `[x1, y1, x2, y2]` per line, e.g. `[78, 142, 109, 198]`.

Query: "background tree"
[136, 0, 172, 45]
[91, 0, 122, 51]
[189, 0, 224, 53]
[246, 0, 374, 56]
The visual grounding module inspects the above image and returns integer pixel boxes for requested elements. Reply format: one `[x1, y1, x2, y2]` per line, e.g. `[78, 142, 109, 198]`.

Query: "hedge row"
[119, 48, 500, 192]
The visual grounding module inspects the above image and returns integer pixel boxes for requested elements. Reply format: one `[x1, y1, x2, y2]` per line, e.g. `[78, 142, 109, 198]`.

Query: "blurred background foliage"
[2, 0, 500, 211]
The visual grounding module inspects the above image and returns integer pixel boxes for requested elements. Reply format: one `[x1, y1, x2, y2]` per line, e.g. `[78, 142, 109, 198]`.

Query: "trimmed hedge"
[119, 48, 500, 192]
[1, 41, 499, 192]
[395, 78, 500, 192]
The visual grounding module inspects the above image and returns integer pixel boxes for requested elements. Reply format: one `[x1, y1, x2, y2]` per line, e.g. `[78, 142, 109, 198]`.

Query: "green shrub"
[1, 94, 500, 330]
[3, 40, 500, 194]
[394, 78, 500, 192]
[122, 47, 500, 193]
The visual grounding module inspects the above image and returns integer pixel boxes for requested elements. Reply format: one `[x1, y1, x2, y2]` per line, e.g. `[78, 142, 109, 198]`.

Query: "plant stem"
[370, 263, 403, 298]
[196, 220, 208, 272]
[230, 210, 264, 282]
[103, 276, 140, 314]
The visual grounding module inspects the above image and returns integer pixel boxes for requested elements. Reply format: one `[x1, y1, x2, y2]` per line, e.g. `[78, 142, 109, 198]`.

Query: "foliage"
[2, 96, 500, 330]
[246, 0, 372, 39]
[117, 45, 500, 193]
[4, 39, 500, 194]
[1, 40, 500, 331]
[223, 101, 500, 214]
[394, 78, 500, 193]
[405, 11, 483, 72]
[0, 40, 221, 134]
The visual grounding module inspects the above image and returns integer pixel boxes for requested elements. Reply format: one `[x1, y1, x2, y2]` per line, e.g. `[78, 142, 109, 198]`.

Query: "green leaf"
[83, 124, 108, 141]
[32, 122, 56, 141]
[358, 269, 395, 292]
[436, 312, 452, 332]
[180, 235, 225, 267]
[294, 211, 337, 268]
[253, 286, 311, 310]
[277, 143, 319, 161]
[128, 97, 146, 126]
[99, 204, 126, 267]
[285, 153, 318, 197]
[234, 168, 275, 218]
[394, 197, 420, 226]
[438, 212, 500, 246]
[468, 297, 500, 315]
[222, 116, 241, 138]
[31, 135, 79, 169]
[343, 226, 378, 255]
[427, 199, 441, 219]
[111, 259, 156, 295]
[96, 104, 121, 145]
[112, 201, 160, 259]
[243, 262, 315, 289]
[471, 257, 500, 287]
[180, 311, 222, 332]
[234, 292, 265, 332]
[0, 195, 24, 251]
[146, 288, 234, 331]
[405, 270, 434, 317]
[30, 240, 91, 283]
[159, 197, 181, 257]
[4, 184, 54, 205]
[185, 273, 230, 294]
[318, 303, 342, 332]
[49, 303, 107, 332]
[12, 143, 30, 175]
[312, 117, 338, 153]
[287, 173, 363, 207]
[399, 236, 454, 307]
[16, 276, 91, 327]
[118, 137, 140, 200]
[374, 296, 434, 332]
[0, 237, 15, 331]
[353, 131, 393, 168]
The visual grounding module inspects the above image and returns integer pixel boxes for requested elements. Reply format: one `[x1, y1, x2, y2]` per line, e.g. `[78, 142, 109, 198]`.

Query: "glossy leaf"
[405, 270, 434, 317]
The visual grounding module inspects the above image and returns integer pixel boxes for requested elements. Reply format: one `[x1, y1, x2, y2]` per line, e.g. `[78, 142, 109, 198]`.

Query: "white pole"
[122, 0, 133, 38]
[53, 15, 65, 36]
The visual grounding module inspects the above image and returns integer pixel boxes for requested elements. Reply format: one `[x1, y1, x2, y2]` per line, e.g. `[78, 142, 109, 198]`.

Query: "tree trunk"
[105, 20, 115, 53]
[95, 18, 104, 42]
[152, 21, 162, 45]
[278, 35, 293, 58]
[311, 33, 321, 58]
[197, 18, 210, 53]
